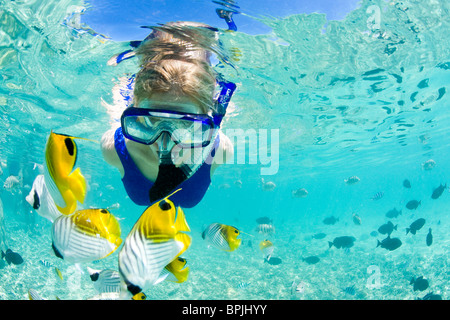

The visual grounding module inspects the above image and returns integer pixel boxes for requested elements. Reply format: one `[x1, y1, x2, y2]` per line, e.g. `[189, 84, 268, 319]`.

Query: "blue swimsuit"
[114, 127, 219, 208]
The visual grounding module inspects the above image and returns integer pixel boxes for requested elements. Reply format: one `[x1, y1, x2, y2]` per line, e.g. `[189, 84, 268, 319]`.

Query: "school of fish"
[1, 130, 445, 300]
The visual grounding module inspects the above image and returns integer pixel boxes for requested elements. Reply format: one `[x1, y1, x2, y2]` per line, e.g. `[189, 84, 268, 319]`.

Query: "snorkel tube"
[148, 78, 236, 203]
[149, 132, 188, 203]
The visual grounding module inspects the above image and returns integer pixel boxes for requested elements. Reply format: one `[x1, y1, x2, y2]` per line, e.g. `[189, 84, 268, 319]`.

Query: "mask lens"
[171, 119, 213, 148]
[122, 109, 214, 147]
[122, 115, 160, 144]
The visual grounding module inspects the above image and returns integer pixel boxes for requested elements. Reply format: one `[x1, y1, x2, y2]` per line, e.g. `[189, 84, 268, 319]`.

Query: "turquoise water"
[0, 0, 449, 300]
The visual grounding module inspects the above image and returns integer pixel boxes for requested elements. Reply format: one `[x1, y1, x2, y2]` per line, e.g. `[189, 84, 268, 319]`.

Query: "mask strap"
[213, 78, 236, 126]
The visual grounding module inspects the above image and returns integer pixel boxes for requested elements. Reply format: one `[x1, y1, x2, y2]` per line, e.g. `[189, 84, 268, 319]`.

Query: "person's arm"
[210, 130, 234, 175]
[100, 128, 125, 177]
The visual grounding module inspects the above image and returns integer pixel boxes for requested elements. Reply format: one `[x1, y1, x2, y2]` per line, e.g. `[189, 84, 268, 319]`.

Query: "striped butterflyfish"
[201, 223, 242, 252]
[118, 189, 191, 298]
[28, 289, 46, 300]
[87, 267, 121, 294]
[51, 208, 122, 264]
[87, 292, 146, 300]
[44, 131, 94, 215]
[26, 175, 62, 223]
[259, 239, 274, 260]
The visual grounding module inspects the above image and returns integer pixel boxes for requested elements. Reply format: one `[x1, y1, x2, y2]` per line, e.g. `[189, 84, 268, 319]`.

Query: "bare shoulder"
[100, 128, 124, 175]
[210, 130, 234, 175]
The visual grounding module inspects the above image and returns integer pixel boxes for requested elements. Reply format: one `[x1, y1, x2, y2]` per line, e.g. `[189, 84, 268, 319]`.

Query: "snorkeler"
[101, 21, 236, 208]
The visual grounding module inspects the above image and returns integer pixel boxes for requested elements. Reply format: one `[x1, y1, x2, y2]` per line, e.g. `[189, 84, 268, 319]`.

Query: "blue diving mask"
[121, 107, 216, 148]
[121, 78, 236, 149]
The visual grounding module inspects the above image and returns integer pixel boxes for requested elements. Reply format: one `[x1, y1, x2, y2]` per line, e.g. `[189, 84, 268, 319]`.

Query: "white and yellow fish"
[51, 208, 122, 264]
[118, 189, 191, 298]
[202, 223, 242, 252]
[26, 174, 62, 223]
[259, 239, 274, 261]
[44, 131, 94, 215]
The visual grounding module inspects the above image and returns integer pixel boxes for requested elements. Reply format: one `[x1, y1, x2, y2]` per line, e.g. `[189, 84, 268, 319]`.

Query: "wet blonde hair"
[133, 22, 217, 114]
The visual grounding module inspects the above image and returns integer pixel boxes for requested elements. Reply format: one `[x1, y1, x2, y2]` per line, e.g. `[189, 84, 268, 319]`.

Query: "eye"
[159, 200, 171, 211]
[64, 138, 75, 156]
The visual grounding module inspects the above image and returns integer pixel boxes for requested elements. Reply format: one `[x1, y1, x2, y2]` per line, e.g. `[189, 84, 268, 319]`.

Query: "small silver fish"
[255, 223, 275, 235]
[343, 285, 356, 295]
[39, 260, 53, 268]
[236, 282, 251, 289]
[3, 175, 21, 191]
[291, 279, 308, 295]
[371, 192, 384, 200]
[292, 188, 308, 198]
[261, 178, 276, 191]
[344, 176, 360, 185]
[422, 159, 436, 170]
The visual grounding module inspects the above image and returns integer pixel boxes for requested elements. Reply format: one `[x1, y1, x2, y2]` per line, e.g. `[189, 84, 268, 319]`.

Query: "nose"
[158, 132, 171, 151]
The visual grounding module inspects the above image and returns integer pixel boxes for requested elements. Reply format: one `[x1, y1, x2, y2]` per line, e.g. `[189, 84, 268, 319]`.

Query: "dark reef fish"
[403, 179, 411, 188]
[264, 256, 282, 265]
[302, 256, 320, 265]
[406, 218, 425, 235]
[328, 236, 356, 249]
[431, 183, 446, 199]
[426, 228, 433, 246]
[256, 216, 272, 224]
[1, 249, 24, 265]
[312, 232, 327, 239]
[406, 200, 421, 210]
[410, 276, 429, 292]
[323, 216, 339, 225]
[385, 208, 402, 219]
[377, 236, 402, 251]
[378, 221, 397, 236]
[419, 292, 442, 300]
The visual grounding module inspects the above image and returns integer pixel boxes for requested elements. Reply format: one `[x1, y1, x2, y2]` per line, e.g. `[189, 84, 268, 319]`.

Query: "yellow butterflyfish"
[202, 223, 242, 252]
[118, 189, 191, 299]
[44, 131, 95, 215]
[51, 209, 122, 264]
[160, 257, 189, 284]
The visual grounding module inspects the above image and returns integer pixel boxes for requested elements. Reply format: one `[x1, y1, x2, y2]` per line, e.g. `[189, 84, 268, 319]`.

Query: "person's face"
[135, 92, 206, 160]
